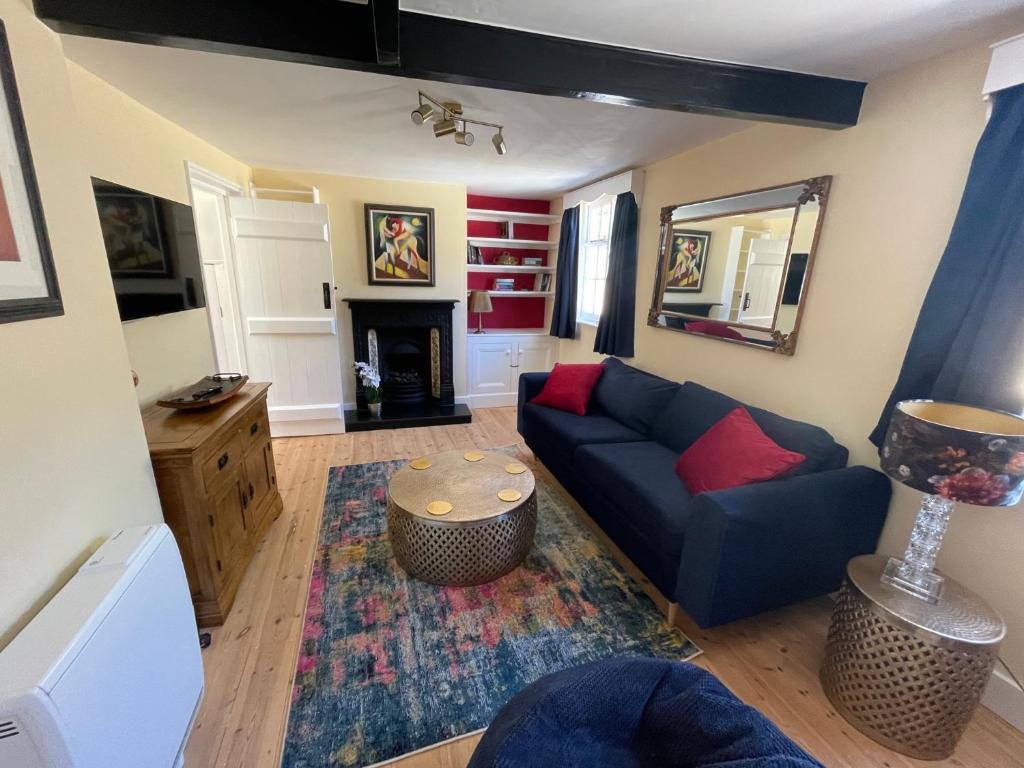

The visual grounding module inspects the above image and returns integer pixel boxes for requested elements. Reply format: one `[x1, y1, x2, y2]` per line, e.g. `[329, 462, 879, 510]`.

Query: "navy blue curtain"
[870, 83, 1024, 446]
[594, 192, 639, 357]
[549, 206, 580, 339]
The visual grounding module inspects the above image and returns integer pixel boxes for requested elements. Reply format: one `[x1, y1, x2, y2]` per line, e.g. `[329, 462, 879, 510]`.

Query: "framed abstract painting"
[364, 203, 435, 287]
[665, 229, 710, 293]
[0, 21, 61, 324]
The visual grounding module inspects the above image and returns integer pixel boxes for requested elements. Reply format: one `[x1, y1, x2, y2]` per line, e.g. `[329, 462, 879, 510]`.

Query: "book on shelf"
[533, 273, 552, 292]
[493, 278, 516, 291]
[466, 244, 483, 264]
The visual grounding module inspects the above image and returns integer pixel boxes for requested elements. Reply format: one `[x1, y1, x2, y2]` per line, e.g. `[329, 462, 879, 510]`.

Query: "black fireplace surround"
[344, 299, 470, 431]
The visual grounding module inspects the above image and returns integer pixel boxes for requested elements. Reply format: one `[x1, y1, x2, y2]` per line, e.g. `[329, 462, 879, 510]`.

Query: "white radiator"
[0, 524, 204, 767]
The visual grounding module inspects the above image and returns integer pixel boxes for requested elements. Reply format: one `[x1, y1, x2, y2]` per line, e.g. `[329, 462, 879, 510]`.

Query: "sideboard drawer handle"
[218, 453, 229, 470]
[250, 422, 259, 436]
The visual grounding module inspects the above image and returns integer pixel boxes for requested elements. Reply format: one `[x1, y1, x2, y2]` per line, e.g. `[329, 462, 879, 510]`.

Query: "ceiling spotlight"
[410, 103, 434, 125]
[492, 131, 507, 156]
[455, 130, 475, 146]
[433, 118, 456, 138]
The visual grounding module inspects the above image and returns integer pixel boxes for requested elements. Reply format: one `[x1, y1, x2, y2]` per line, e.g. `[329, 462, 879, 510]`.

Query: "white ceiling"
[407, 0, 1024, 80]
[61, 37, 745, 198]
[60, 1, 1024, 198]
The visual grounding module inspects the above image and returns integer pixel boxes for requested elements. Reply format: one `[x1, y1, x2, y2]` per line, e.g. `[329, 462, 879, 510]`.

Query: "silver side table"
[820, 554, 1005, 760]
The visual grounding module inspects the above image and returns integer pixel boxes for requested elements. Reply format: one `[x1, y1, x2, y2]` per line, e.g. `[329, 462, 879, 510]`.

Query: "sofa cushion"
[521, 402, 647, 467]
[531, 363, 604, 415]
[650, 382, 845, 476]
[590, 357, 679, 435]
[675, 407, 807, 494]
[575, 441, 693, 567]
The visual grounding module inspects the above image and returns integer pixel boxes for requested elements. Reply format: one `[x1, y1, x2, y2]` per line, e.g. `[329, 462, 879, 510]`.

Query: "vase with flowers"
[354, 361, 383, 417]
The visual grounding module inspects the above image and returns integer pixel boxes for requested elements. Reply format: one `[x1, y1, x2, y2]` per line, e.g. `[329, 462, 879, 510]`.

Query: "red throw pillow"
[684, 320, 745, 341]
[674, 407, 805, 494]
[531, 363, 604, 416]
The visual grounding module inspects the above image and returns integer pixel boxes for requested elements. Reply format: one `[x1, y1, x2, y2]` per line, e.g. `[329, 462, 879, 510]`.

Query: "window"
[576, 195, 615, 326]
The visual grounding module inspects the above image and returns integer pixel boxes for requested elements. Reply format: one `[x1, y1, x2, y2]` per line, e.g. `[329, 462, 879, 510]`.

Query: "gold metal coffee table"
[387, 450, 537, 586]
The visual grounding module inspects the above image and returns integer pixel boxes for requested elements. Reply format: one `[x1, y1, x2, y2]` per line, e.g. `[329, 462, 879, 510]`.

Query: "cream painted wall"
[251, 169, 468, 404]
[66, 62, 252, 406]
[0, 3, 163, 648]
[559, 42, 1024, 675]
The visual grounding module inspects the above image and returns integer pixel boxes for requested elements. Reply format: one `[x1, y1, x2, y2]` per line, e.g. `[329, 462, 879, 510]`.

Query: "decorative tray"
[156, 374, 249, 410]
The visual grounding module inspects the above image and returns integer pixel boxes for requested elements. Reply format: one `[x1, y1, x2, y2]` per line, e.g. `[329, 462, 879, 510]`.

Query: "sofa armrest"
[517, 372, 550, 435]
[675, 466, 891, 628]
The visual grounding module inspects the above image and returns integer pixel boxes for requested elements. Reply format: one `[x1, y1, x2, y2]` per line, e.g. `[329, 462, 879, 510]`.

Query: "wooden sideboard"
[143, 382, 283, 626]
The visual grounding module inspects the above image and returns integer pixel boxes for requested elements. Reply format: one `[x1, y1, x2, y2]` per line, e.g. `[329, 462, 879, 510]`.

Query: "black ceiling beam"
[370, 0, 400, 66]
[34, 0, 864, 129]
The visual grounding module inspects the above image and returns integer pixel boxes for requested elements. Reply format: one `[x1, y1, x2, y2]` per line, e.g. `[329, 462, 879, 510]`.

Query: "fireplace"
[344, 299, 471, 431]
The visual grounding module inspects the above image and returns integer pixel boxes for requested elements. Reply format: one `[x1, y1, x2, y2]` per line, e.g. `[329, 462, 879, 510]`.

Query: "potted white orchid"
[354, 361, 383, 417]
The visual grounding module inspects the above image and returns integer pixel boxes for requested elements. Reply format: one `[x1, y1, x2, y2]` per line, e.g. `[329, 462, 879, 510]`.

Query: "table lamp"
[469, 289, 493, 334]
[879, 399, 1024, 602]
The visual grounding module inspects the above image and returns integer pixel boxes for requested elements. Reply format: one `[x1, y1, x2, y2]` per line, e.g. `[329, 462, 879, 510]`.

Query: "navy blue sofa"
[518, 358, 891, 627]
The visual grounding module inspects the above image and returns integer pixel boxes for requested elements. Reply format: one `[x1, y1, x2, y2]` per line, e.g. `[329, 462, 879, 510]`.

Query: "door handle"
[742, 292, 751, 311]
[322, 282, 332, 310]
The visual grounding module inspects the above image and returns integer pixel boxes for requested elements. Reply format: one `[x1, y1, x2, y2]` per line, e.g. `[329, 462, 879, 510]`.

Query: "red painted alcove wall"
[466, 194, 553, 331]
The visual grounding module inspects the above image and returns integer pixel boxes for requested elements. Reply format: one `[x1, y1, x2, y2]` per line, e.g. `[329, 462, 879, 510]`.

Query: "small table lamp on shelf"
[821, 399, 1024, 760]
[469, 290, 493, 334]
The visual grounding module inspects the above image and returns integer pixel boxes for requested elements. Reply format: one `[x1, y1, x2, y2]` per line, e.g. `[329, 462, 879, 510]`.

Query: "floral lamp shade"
[879, 400, 1024, 602]
[880, 400, 1024, 506]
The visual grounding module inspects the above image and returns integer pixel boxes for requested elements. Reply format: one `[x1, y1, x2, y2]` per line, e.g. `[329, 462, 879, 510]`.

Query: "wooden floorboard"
[184, 406, 1024, 768]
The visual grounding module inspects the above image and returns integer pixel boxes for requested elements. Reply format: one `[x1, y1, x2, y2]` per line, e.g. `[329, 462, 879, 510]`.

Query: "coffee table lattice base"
[820, 582, 998, 760]
[388, 493, 537, 586]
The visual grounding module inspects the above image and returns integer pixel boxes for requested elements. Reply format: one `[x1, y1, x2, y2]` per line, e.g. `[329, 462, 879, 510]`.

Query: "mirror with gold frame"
[648, 177, 831, 355]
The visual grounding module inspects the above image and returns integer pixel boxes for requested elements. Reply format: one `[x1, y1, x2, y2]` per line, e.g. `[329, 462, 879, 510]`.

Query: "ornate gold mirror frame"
[648, 176, 831, 355]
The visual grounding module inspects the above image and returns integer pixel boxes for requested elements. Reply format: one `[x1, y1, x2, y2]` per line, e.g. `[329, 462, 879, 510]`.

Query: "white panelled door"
[228, 197, 343, 436]
[738, 238, 789, 328]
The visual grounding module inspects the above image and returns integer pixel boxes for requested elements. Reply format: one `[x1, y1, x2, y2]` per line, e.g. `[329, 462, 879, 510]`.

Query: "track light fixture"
[410, 90, 505, 155]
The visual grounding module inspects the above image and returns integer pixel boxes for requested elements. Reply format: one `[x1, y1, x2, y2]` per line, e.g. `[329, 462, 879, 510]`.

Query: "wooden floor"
[184, 406, 1024, 768]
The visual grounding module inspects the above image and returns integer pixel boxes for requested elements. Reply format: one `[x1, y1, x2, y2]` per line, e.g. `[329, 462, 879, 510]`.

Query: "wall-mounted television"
[91, 178, 206, 322]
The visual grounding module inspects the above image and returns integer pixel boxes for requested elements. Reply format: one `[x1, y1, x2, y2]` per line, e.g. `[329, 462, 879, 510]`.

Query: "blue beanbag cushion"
[468, 657, 823, 768]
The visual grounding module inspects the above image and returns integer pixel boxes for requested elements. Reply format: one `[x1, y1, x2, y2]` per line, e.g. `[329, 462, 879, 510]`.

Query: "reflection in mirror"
[649, 177, 830, 355]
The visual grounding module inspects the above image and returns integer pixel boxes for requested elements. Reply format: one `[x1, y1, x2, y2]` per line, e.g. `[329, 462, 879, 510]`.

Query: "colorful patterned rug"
[282, 449, 701, 768]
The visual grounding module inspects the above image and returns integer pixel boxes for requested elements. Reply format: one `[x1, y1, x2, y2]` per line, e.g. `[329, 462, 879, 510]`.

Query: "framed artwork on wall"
[0, 21, 62, 324]
[665, 229, 711, 293]
[364, 203, 435, 287]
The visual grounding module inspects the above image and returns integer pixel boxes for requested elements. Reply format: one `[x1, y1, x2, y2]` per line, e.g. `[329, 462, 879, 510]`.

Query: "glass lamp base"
[881, 557, 945, 603]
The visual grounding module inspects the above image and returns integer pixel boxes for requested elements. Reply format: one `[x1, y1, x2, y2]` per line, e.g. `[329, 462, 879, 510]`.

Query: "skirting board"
[467, 393, 518, 408]
[270, 418, 344, 437]
[983, 667, 1024, 732]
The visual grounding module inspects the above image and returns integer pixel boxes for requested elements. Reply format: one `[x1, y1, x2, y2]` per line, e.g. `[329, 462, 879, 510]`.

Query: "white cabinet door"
[470, 341, 515, 398]
[514, 338, 554, 376]
[228, 197, 343, 436]
[468, 335, 554, 408]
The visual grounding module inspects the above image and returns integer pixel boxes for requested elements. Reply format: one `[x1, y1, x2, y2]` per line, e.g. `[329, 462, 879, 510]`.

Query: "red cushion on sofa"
[684, 320, 745, 341]
[674, 407, 806, 494]
[531, 363, 604, 416]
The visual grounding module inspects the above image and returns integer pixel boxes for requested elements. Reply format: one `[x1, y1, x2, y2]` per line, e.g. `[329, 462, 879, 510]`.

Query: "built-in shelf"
[467, 264, 555, 273]
[469, 290, 555, 298]
[467, 208, 560, 224]
[468, 237, 559, 250]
